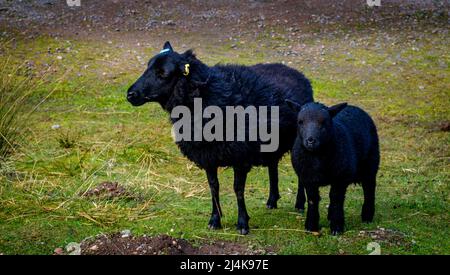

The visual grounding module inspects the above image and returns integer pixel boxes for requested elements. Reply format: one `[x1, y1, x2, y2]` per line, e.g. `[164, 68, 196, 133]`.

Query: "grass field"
[0, 1, 449, 255]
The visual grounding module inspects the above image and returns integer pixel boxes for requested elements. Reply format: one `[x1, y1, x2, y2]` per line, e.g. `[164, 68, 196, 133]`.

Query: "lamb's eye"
[298, 120, 303, 124]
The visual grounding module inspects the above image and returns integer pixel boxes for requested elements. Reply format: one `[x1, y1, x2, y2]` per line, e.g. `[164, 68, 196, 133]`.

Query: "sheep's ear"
[285, 99, 302, 113]
[328, 103, 347, 117]
[162, 41, 173, 52]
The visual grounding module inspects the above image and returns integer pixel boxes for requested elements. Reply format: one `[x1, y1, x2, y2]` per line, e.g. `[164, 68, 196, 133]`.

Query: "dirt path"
[1, 0, 447, 41]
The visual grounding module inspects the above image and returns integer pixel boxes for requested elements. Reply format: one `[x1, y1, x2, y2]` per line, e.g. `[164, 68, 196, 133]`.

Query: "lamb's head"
[127, 41, 195, 106]
[286, 100, 347, 152]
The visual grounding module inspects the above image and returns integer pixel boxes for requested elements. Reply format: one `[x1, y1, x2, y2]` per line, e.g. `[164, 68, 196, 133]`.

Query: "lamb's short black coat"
[287, 101, 379, 235]
[127, 42, 313, 234]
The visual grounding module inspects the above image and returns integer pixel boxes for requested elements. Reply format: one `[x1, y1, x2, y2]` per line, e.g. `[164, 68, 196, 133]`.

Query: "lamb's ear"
[328, 103, 348, 117]
[285, 99, 302, 113]
[162, 41, 173, 52]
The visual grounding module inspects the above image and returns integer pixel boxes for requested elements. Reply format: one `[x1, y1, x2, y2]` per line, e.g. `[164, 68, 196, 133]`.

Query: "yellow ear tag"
[183, 64, 190, 76]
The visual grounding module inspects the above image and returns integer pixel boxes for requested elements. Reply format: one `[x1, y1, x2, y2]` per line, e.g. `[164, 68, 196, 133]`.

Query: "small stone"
[121, 230, 131, 238]
[65, 242, 81, 255]
[51, 124, 61, 130]
[89, 245, 98, 251]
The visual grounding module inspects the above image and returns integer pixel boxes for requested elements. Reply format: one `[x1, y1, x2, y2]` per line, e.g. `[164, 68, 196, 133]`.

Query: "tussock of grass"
[0, 59, 35, 162]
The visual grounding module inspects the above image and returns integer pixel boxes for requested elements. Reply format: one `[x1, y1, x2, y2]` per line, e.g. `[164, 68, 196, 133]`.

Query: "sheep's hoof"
[236, 221, 250, 235]
[305, 223, 319, 232]
[331, 230, 344, 236]
[330, 224, 344, 235]
[295, 207, 305, 214]
[208, 223, 221, 230]
[237, 227, 249, 235]
[208, 216, 222, 230]
[266, 197, 279, 209]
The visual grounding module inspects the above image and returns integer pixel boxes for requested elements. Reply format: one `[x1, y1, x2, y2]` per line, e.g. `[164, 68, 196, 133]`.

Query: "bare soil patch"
[80, 181, 134, 200]
[77, 233, 273, 255]
[358, 227, 410, 247]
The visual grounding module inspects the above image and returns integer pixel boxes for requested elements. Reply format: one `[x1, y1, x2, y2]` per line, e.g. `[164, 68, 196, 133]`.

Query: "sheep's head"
[127, 41, 195, 107]
[286, 100, 347, 152]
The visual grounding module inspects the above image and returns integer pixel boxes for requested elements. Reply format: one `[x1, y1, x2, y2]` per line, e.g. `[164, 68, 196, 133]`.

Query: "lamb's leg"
[362, 179, 376, 223]
[206, 168, 222, 230]
[305, 185, 320, 232]
[266, 162, 280, 209]
[295, 180, 306, 213]
[328, 185, 347, 235]
[233, 167, 250, 235]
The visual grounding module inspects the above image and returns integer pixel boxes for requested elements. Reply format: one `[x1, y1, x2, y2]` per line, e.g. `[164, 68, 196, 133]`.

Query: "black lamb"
[127, 42, 313, 234]
[286, 100, 379, 235]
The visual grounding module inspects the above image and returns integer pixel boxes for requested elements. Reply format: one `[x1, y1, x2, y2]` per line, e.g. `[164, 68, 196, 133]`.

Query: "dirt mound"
[80, 182, 132, 199]
[359, 227, 410, 247]
[439, 121, 450, 132]
[79, 233, 271, 255]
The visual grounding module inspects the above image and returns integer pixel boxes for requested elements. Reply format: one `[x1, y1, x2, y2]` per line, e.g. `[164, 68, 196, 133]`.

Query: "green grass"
[0, 27, 448, 255]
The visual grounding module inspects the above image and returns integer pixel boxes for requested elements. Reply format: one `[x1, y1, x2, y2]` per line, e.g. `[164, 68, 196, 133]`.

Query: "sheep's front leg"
[266, 162, 280, 209]
[295, 180, 306, 213]
[305, 185, 320, 232]
[328, 185, 347, 235]
[206, 168, 222, 230]
[233, 167, 250, 235]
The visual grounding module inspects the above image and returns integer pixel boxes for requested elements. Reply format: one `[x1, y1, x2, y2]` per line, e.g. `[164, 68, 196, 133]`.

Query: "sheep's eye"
[155, 69, 166, 78]
[298, 120, 303, 124]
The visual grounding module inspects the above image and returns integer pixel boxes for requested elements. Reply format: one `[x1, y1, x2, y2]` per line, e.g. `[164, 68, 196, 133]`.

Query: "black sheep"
[127, 42, 313, 234]
[286, 100, 379, 235]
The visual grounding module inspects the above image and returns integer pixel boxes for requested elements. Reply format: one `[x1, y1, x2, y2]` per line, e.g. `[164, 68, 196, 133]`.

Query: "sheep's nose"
[127, 90, 138, 99]
[306, 137, 316, 145]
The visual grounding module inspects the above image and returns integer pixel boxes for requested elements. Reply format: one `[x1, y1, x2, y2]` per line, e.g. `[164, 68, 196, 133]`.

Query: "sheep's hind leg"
[234, 167, 251, 235]
[361, 178, 376, 223]
[206, 168, 222, 230]
[266, 162, 280, 209]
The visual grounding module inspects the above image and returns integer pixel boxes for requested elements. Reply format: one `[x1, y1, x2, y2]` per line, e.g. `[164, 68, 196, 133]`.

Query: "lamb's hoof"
[362, 205, 374, 223]
[361, 213, 374, 223]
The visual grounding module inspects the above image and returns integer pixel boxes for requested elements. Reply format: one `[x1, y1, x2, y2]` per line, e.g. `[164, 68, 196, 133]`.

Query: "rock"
[161, 20, 176, 26]
[65, 242, 81, 255]
[121, 230, 132, 238]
